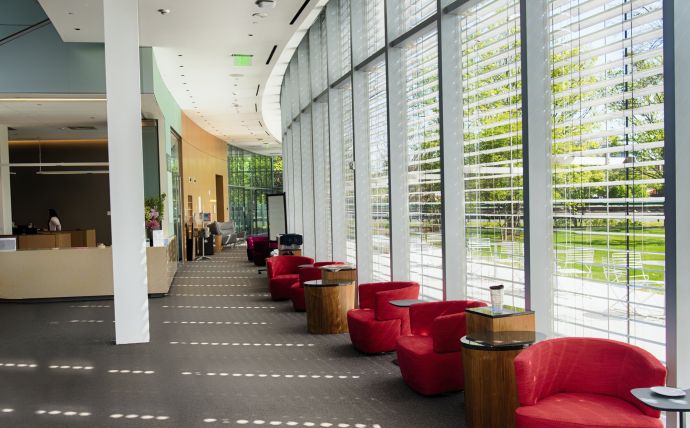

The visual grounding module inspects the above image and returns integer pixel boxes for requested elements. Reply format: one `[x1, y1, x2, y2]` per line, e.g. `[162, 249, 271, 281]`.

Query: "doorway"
[215, 175, 225, 222]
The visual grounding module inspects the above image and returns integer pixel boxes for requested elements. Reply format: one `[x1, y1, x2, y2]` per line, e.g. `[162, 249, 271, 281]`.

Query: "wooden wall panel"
[180, 114, 229, 225]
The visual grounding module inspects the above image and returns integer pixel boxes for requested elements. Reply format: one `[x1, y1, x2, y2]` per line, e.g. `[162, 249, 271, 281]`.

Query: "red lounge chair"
[514, 337, 666, 428]
[347, 282, 420, 353]
[266, 256, 315, 301]
[246, 234, 267, 262]
[289, 261, 344, 312]
[395, 300, 487, 395]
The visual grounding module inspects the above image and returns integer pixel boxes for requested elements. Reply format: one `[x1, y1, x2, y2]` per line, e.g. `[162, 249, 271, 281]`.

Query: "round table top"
[303, 279, 353, 288]
[460, 331, 546, 351]
[388, 299, 425, 308]
[631, 388, 690, 411]
[317, 264, 356, 271]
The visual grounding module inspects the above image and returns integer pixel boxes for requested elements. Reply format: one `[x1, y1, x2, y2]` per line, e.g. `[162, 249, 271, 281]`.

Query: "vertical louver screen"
[340, 86, 357, 265]
[460, 0, 525, 309]
[404, 30, 442, 300]
[339, 0, 352, 77]
[365, 0, 385, 57]
[366, 60, 391, 281]
[549, 0, 666, 361]
[401, 0, 436, 33]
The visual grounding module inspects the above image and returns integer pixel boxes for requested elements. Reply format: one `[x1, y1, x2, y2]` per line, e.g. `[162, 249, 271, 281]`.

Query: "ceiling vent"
[67, 126, 97, 131]
[255, 0, 276, 9]
[266, 45, 277, 65]
[290, 0, 310, 25]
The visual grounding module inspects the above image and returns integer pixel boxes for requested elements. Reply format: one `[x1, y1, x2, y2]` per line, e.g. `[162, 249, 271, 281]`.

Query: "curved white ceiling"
[37, 0, 325, 156]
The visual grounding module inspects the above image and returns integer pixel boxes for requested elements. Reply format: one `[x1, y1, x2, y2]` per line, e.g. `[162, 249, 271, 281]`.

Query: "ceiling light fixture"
[157, 8, 171, 15]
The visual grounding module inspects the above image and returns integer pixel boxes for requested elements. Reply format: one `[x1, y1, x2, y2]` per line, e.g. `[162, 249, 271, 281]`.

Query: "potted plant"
[144, 193, 166, 246]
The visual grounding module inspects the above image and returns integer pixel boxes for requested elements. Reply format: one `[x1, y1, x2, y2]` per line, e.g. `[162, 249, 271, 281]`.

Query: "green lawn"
[466, 225, 665, 285]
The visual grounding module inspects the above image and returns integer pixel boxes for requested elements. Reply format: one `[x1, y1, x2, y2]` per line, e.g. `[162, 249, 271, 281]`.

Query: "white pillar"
[103, 0, 150, 344]
[352, 70, 373, 284]
[670, 0, 690, 394]
[0, 126, 11, 235]
[385, 1, 410, 282]
[522, 0, 553, 335]
[438, 8, 465, 300]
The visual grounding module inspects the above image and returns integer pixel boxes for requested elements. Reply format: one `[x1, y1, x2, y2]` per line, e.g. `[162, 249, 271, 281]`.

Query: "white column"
[385, 1, 410, 281]
[328, 89, 347, 262]
[0, 125, 11, 235]
[671, 0, 690, 396]
[103, 0, 150, 344]
[438, 8, 465, 300]
[352, 70, 373, 283]
[522, 0, 553, 335]
[300, 110, 316, 258]
[312, 102, 329, 260]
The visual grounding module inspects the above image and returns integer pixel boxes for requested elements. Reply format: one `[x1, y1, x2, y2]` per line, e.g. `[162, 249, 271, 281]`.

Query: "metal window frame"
[520, 0, 553, 335]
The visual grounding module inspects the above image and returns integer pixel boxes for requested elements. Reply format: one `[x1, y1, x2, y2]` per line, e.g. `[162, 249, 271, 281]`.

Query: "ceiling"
[36, 0, 326, 156]
[0, 99, 107, 140]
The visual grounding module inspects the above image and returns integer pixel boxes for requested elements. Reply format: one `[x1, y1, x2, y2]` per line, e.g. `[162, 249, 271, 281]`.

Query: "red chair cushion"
[269, 274, 299, 301]
[347, 309, 400, 354]
[515, 392, 663, 428]
[396, 335, 464, 396]
[289, 282, 305, 311]
[515, 338, 666, 418]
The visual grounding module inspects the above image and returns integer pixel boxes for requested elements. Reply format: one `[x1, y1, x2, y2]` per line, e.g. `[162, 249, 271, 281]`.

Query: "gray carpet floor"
[0, 246, 465, 427]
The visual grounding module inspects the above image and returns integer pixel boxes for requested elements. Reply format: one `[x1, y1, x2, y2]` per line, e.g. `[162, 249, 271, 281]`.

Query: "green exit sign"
[232, 54, 253, 66]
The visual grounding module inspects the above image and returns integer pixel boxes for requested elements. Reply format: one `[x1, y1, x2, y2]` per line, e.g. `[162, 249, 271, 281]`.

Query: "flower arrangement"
[144, 193, 166, 230]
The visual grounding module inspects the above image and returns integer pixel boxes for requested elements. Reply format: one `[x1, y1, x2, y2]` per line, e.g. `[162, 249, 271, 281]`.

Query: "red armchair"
[347, 282, 420, 354]
[289, 261, 344, 312]
[514, 337, 666, 428]
[246, 235, 267, 262]
[395, 300, 487, 396]
[266, 256, 315, 301]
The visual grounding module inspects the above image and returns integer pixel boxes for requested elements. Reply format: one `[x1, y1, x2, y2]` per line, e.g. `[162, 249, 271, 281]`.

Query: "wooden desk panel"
[463, 347, 522, 428]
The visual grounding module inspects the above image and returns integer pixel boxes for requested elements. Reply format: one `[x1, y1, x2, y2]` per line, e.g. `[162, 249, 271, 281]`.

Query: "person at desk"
[48, 209, 62, 232]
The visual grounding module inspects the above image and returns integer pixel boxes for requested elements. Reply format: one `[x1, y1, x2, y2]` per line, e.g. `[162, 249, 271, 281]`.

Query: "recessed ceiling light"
[178, 54, 183, 57]
[157, 8, 171, 15]
[248, 34, 254, 37]
[74, 28, 81, 31]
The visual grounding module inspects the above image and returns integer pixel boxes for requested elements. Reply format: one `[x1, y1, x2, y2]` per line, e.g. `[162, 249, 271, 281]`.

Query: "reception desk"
[0, 237, 177, 300]
[15, 229, 97, 250]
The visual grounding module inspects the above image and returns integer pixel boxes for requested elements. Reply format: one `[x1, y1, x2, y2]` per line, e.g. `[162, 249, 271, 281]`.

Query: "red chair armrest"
[431, 312, 466, 353]
[409, 300, 486, 336]
[358, 282, 419, 310]
[375, 286, 420, 321]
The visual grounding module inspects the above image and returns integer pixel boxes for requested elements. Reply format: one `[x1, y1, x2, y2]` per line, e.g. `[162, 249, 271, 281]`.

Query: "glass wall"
[366, 60, 391, 281]
[227, 146, 283, 236]
[549, 0, 665, 360]
[460, 0, 525, 308]
[280, 0, 677, 367]
[403, 30, 443, 300]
